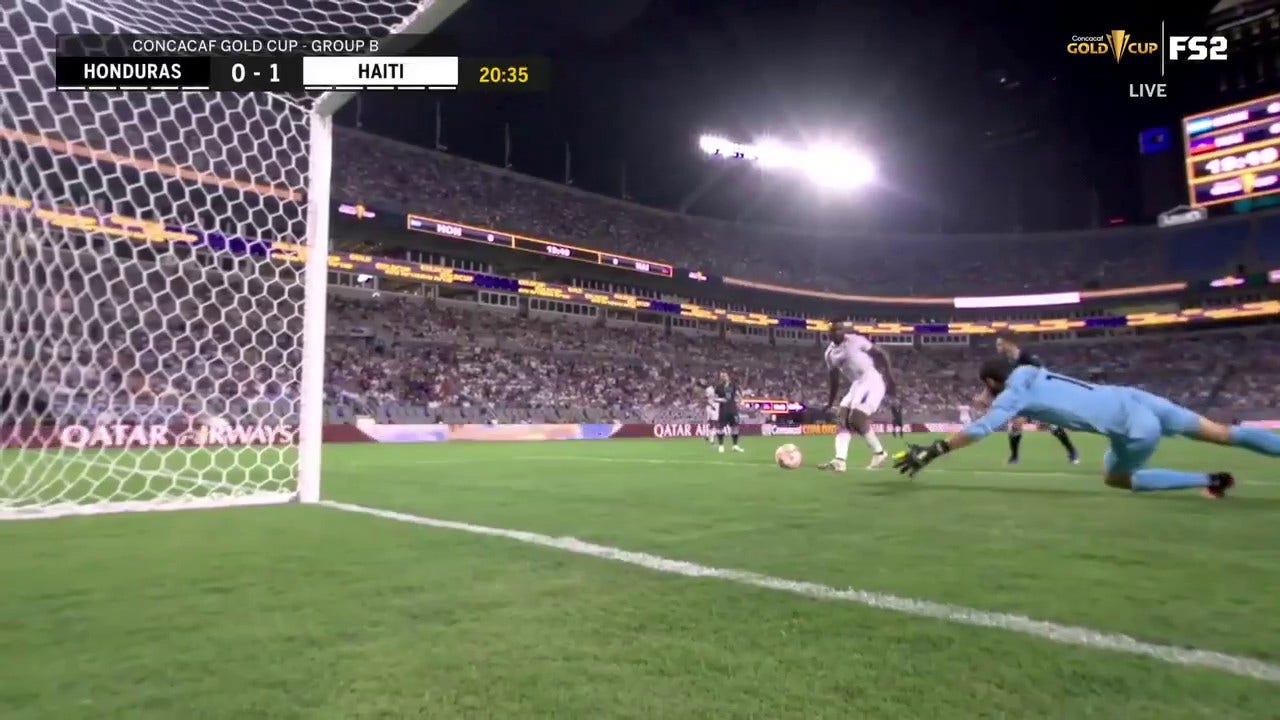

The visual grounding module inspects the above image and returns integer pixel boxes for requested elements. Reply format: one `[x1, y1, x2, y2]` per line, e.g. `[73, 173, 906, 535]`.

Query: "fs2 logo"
[1168, 36, 1229, 61]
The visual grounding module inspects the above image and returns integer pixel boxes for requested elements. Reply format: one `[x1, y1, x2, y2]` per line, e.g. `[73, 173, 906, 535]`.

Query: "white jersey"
[704, 385, 720, 412]
[704, 385, 720, 422]
[824, 333, 878, 383]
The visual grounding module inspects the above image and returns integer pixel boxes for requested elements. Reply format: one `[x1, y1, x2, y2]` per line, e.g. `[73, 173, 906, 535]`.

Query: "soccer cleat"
[1068, 451, 1080, 465]
[732, 445, 745, 453]
[1203, 472, 1235, 499]
[1007, 457, 1019, 465]
[818, 458, 847, 472]
[718, 445, 725, 454]
[866, 451, 889, 469]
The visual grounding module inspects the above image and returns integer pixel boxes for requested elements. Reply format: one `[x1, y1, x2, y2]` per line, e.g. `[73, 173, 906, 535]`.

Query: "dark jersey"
[715, 382, 740, 425]
[890, 404, 904, 423]
[715, 382, 739, 410]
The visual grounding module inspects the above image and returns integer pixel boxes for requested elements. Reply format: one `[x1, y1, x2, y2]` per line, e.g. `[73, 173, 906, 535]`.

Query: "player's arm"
[868, 345, 896, 393]
[894, 387, 1023, 476]
[826, 367, 841, 408]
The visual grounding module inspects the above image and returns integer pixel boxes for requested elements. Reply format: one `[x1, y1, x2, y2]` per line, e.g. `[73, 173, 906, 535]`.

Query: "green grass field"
[3, 432, 1279, 719]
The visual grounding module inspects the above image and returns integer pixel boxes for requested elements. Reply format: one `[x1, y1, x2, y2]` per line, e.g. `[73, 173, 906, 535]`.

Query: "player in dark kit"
[890, 402, 905, 438]
[995, 332, 1079, 464]
[714, 370, 745, 453]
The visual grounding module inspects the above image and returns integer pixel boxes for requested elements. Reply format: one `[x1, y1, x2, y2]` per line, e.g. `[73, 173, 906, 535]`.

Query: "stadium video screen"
[1184, 92, 1280, 207]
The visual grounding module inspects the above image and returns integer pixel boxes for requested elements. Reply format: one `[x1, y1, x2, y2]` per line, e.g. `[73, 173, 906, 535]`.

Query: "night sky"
[338, 0, 1222, 232]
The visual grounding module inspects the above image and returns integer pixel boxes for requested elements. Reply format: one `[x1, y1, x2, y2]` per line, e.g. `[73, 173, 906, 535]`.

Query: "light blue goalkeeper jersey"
[963, 365, 1200, 440]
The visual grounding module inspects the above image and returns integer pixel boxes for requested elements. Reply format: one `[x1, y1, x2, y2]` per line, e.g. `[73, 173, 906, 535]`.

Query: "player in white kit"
[819, 321, 896, 471]
[704, 384, 720, 444]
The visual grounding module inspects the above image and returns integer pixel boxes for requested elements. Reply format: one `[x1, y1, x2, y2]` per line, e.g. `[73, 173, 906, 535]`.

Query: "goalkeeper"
[891, 357, 1280, 499]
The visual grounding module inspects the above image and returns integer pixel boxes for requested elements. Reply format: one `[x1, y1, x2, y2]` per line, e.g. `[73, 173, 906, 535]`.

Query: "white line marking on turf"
[413, 455, 1090, 478]
[320, 499, 1280, 683]
[411, 455, 1277, 484]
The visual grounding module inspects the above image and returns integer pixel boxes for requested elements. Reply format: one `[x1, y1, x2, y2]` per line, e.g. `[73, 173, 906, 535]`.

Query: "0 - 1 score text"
[129, 38, 380, 55]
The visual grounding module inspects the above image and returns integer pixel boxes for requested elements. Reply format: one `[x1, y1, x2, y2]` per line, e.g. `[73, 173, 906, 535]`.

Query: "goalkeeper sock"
[1131, 469, 1210, 492]
[1229, 426, 1280, 456]
[1008, 432, 1022, 459]
[834, 430, 851, 461]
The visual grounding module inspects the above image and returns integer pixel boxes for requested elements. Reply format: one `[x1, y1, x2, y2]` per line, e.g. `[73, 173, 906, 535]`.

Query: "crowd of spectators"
[322, 292, 1273, 423]
[6, 124, 1279, 429]
[7, 271, 1277, 426]
[332, 128, 1256, 297]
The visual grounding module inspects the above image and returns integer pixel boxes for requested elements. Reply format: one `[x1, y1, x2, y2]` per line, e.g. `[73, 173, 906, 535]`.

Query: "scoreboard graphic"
[1183, 92, 1280, 207]
[53, 34, 549, 93]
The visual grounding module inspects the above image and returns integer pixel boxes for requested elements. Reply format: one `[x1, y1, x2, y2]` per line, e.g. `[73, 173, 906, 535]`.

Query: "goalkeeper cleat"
[818, 458, 847, 472]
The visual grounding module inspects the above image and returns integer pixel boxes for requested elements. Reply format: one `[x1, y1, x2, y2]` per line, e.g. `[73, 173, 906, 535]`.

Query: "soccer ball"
[775, 443, 803, 469]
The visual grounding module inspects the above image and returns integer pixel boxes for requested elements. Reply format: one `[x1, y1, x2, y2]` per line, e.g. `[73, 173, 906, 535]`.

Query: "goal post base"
[0, 492, 298, 521]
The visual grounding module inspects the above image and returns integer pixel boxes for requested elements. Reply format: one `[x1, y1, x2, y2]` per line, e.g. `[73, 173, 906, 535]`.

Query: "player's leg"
[729, 413, 743, 452]
[1048, 425, 1080, 463]
[716, 406, 738, 453]
[1186, 415, 1280, 456]
[1007, 416, 1025, 463]
[1135, 386, 1280, 464]
[848, 375, 888, 468]
[706, 408, 717, 444]
[819, 406, 852, 470]
[1102, 410, 1230, 497]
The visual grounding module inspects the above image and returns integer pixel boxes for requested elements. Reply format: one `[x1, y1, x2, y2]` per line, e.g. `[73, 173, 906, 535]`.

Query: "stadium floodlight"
[698, 133, 876, 189]
[699, 134, 729, 155]
[751, 138, 797, 170]
[0, 0, 464, 520]
[799, 144, 877, 191]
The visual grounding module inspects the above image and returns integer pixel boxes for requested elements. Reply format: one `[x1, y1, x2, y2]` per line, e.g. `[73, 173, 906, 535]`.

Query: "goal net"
[0, 0, 462, 519]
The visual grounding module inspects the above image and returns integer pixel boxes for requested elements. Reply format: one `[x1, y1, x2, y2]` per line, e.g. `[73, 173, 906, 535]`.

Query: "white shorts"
[706, 407, 719, 422]
[839, 373, 886, 415]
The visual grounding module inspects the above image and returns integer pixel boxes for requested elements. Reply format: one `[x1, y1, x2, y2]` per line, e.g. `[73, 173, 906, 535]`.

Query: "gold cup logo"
[1108, 30, 1130, 62]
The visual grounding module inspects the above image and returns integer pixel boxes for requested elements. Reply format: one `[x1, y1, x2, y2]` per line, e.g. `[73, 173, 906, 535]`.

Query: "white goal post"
[0, 0, 468, 519]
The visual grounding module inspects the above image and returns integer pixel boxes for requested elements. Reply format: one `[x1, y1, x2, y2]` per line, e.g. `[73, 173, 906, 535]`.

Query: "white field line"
[410, 455, 1277, 484]
[320, 498, 1280, 683]
[409, 455, 1087, 479]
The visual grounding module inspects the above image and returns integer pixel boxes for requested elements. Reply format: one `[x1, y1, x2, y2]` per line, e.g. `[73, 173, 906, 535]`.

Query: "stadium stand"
[332, 129, 1261, 295]
[7, 126, 1280, 429]
[319, 295, 1272, 423]
[20, 255, 1270, 426]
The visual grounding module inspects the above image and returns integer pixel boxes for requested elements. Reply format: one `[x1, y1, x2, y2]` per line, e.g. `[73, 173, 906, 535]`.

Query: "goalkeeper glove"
[892, 440, 951, 477]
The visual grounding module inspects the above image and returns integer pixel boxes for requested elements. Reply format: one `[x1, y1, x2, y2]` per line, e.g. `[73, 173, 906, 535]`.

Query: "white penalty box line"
[320, 498, 1280, 684]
